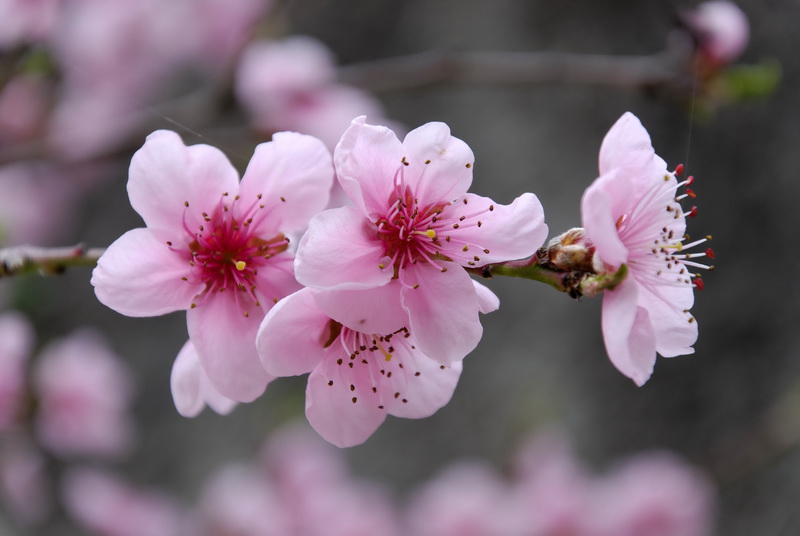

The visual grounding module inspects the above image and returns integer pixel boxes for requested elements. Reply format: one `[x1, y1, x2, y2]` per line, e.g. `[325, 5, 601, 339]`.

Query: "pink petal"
[127, 130, 241, 241]
[581, 171, 629, 268]
[256, 288, 329, 377]
[401, 264, 482, 365]
[472, 280, 500, 314]
[445, 192, 548, 265]
[334, 116, 405, 219]
[91, 228, 203, 317]
[388, 351, 462, 419]
[187, 293, 274, 402]
[601, 278, 657, 386]
[312, 282, 407, 335]
[401, 122, 474, 203]
[598, 113, 668, 182]
[637, 285, 698, 358]
[252, 254, 303, 305]
[294, 206, 393, 290]
[305, 368, 386, 448]
[170, 340, 236, 418]
[239, 131, 334, 235]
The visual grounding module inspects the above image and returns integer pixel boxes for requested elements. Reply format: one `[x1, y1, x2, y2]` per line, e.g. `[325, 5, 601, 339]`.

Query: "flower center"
[375, 180, 448, 276]
[319, 319, 452, 410]
[169, 193, 289, 313]
[620, 165, 714, 295]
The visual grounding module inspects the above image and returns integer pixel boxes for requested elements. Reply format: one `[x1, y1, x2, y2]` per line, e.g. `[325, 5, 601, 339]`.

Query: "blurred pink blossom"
[0, 437, 52, 525]
[586, 453, 717, 536]
[295, 117, 547, 365]
[45, 0, 273, 159]
[405, 462, 520, 536]
[0, 0, 62, 47]
[509, 433, 595, 535]
[170, 339, 237, 418]
[683, 1, 750, 65]
[257, 287, 464, 447]
[33, 329, 136, 459]
[62, 467, 187, 536]
[193, 463, 291, 536]
[236, 37, 400, 149]
[0, 163, 75, 246]
[92, 130, 333, 402]
[263, 425, 400, 536]
[0, 75, 49, 146]
[580, 112, 709, 385]
[0, 312, 34, 432]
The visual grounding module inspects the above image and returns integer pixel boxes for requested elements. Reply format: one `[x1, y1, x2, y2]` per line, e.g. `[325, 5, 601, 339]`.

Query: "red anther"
[694, 278, 705, 291]
[685, 175, 695, 186]
[674, 163, 685, 176]
[687, 206, 698, 217]
[705, 248, 715, 259]
[685, 188, 696, 198]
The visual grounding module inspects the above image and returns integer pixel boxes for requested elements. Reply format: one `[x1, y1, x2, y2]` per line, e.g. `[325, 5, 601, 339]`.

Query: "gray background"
[8, 0, 799, 534]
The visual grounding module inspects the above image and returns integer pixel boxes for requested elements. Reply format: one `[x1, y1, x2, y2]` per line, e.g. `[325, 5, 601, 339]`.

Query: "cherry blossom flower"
[0, 312, 33, 433]
[581, 112, 712, 385]
[683, 1, 750, 65]
[295, 117, 548, 364]
[62, 468, 187, 536]
[509, 432, 594, 535]
[0, 437, 52, 526]
[92, 130, 333, 402]
[236, 37, 403, 149]
[0, 0, 61, 47]
[170, 340, 237, 418]
[587, 453, 716, 536]
[404, 462, 520, 536]
[33, 329, 136, 459]
[257, 286, 474, 447]
[192, 463, 290, 536]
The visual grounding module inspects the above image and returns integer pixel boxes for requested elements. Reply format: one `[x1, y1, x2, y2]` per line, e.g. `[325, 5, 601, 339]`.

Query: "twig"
[0, 244, 105, 277]
[338, 48, 689, 93]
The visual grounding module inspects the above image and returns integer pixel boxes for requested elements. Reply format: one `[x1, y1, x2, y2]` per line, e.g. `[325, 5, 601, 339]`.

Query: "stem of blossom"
[577, 264, 628, 298]
[0, 244, 105, 278]
[470, 255, 570, 294]
[338, 48, 689, 93]
[472, 255, 628, 299]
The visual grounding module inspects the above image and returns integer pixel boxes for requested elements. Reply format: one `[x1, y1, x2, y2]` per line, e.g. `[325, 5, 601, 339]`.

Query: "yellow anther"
[235, 260, 247, 271]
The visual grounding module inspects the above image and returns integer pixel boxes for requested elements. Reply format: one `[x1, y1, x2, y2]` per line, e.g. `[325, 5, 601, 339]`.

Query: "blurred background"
[1, 0, 797, 534]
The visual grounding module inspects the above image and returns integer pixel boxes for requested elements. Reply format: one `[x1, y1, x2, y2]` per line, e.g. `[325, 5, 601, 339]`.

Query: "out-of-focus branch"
[338, 48, 690, 93]
[0, 244, 104, 277]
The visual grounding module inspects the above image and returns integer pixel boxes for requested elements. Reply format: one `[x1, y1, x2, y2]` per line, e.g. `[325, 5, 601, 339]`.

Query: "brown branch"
[0, 244, 105, 278]
[338, 47, 691, 93]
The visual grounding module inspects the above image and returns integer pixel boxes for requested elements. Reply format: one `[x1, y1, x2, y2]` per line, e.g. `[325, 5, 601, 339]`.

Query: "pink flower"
[581, 113, 711, 385]
[0, 312, 33, 432]
[92, 130, 333, 402]
[0, 0, 61, 47]
[0, 163, 76, 246]
[170, 339, 237, 418]
[0, 437, 52, 525]
[62, 468, 187, 536]
[404, 462, 519, 536]
[257, 287, 472, 447]
[33, 329, 135, 459]
[683, 1, 750, 65]
[295, 117, 548, 364]
[193, 463, 291, 536]
[587, 453, 716, 536]
[0, 75, 49, 145]
[236, 37, 402, 149]
[509, 433, 594, 535]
